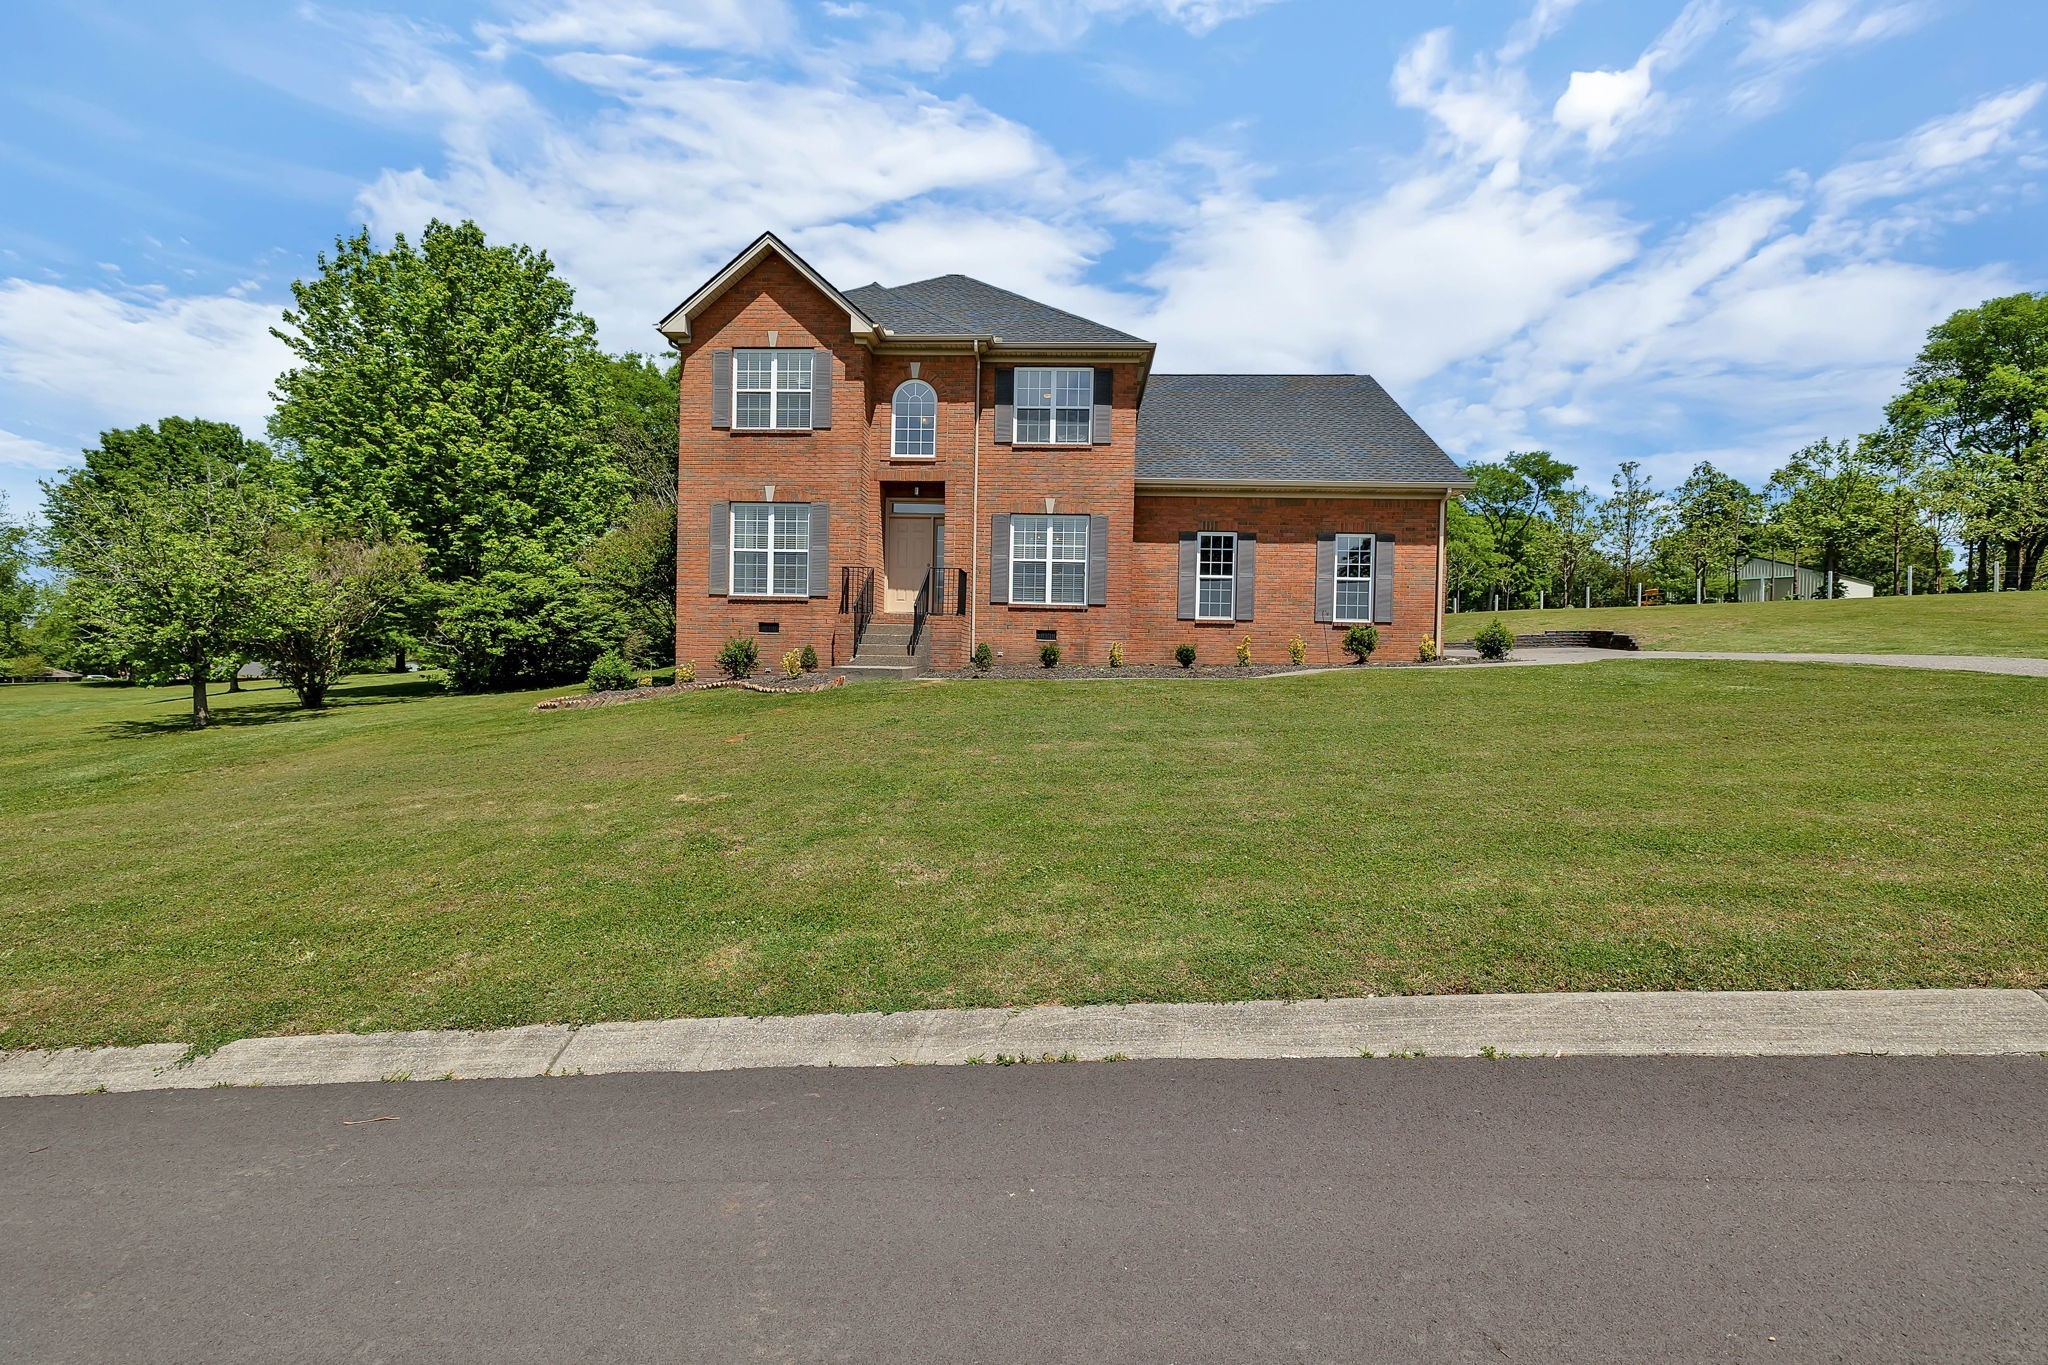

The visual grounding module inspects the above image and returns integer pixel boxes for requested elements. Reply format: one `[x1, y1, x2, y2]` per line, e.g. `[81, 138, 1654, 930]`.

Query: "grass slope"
[3, 664, 2044, 1051]
[1448, 590, 2048, 656]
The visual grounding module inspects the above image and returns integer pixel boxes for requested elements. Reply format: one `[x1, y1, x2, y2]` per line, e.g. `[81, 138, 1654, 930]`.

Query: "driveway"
[1450, 645, 2048, 676]
[5, 1057, 2043, 1362]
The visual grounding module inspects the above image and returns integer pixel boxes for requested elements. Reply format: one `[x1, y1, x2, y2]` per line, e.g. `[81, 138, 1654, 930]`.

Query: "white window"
[1197, 532, 1236, 620]
[892, 379, 936, 458]
[734, 349, 812, 430]
[1334, 533, 1373, 622]
[1011, 514, 1089, 605]
[731, 503, 811, 597]
[1013, 367, 1092, 444]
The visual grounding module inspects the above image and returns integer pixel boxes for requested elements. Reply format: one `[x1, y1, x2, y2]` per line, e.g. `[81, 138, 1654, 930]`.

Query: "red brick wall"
[1129, 494, 1447, 667]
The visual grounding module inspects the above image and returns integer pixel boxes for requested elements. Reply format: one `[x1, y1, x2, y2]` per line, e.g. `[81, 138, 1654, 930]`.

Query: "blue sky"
[3, 0, 2044, 518]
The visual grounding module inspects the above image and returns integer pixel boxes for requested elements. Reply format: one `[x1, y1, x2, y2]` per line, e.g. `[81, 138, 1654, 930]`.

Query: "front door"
[883, 513, 940, 613]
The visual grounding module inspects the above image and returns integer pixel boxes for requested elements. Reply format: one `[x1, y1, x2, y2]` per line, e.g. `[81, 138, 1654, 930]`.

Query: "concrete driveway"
[5, 1056, 2043, 1362]
[1447, 645, 2048, 676]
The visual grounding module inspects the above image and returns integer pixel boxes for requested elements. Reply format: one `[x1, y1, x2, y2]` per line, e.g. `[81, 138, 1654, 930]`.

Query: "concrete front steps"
[836, 615, 927, 681]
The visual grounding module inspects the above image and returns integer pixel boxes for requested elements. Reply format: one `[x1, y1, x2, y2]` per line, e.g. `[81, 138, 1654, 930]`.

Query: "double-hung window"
[734, 349, 812, 430]
[731, 503, 811, 597]
[1334, 533, 1373, 622]
[1013, 367, 1092, 444]
[1197, 532, 1236, 620]
[1010, 514, 1088, 605]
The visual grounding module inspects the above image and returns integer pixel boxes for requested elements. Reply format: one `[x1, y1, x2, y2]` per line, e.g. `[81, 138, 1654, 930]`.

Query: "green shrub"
[781, 649, 803, 680]
[1417, 634, 1440, 663]
[1235, 635, 1252, 666]
[676, 661, 696, 684]
[971, 641, 993, 671]
[585, 651, 637, 692]
[1174, 642, 1197, 669]
[435, 541, 624, 691]
[1342, 623, 1380, 663]
[1107, 640, 1125, 668]
[1287, 635, 1306, 666]
[1039, 640, 1061, 668]
[716, 635, 759, 680]
[799, 643, 818, 673]
[1473, 619, 1515, 661]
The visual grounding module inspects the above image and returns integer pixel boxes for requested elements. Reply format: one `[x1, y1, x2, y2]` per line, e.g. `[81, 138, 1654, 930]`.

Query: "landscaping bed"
[535, 673, 842, 710]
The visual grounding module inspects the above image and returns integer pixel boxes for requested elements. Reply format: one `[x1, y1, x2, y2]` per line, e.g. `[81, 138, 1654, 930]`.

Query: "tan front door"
[883, 514, 939, 613]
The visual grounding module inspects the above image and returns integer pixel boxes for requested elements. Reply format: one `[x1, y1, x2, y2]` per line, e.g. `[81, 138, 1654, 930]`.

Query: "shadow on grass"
[93, 677, 441, 737]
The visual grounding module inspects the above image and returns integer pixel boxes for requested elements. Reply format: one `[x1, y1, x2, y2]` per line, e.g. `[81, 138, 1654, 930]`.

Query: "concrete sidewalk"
[5, 988, 2046, 1097]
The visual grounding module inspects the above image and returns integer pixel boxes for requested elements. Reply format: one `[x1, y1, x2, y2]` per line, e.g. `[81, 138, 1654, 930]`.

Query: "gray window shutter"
[1177, 532, 1197, 620]
[993, 368, 1014, 444]
[709, 501, 730, 595]
[1235, 532, 1257, 621]
[1087, 513, 1108, 606]
[710, 350, 732, 429]
[1092, 368, 1113, 445]
[1314, 532, 1336, 623]
[811, 349, 833, 429]
[1374, 533, 1396, 624]
[990, 514, 1011, 603]
[808, 502, 830, 597]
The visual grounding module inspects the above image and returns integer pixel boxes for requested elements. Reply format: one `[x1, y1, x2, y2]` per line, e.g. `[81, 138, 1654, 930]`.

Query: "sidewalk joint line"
[544, 1026, 580, 1076]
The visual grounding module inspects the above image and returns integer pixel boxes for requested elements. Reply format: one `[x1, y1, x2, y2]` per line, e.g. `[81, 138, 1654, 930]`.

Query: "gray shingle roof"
[844, 276, 1150, 347]
[1136, 375, 1469, 486]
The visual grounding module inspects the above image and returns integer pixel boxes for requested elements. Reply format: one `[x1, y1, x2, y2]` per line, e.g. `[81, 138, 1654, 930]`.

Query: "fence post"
[1585, 585, 1591, 609]
[1538, 589, 1545, 610]
[1635, 583, 1643, 607]
[1906, 565, 1914, 596]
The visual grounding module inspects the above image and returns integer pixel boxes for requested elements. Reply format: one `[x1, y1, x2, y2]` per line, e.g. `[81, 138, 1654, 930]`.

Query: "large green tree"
[1885, 292, 2048, 589]
[41, 418, 284, 550]
[263, 531, 424, 708]
[1767, 439, 1881, 593]
[1666, 462, 1757, 601]
[1599, 460, 1666, 601]
[270, 220, 628, 581]
[1463, 449, 1576, 607]
[0, 493, 36, 663]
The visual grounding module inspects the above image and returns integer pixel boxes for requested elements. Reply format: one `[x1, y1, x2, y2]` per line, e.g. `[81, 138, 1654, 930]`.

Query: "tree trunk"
[393, 647, 407, 674]
[227, 671, 241, 693]
[189, 673, 210, 730]
[2019, 535, 2044, 591]
[302, 683, 327, 709]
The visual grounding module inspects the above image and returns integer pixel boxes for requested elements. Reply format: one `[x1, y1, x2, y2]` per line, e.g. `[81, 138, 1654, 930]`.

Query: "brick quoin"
[672, 247, 1454, 673]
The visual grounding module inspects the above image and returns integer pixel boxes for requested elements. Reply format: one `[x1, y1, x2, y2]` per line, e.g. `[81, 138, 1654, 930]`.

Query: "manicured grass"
[1448, 590, 2048, 656]
[3, 662, 2044, 1051]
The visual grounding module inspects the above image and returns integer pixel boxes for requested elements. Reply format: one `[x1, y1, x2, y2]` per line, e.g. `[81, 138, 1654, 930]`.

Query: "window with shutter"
[732, 349, 813, 429]
[1333, 534, 1374, 623]
[1009, 514, 1089, 605]
[729, 504, 812, 597]
[1012, 368, 1093, 444]
[1196, 532, 1236, 620]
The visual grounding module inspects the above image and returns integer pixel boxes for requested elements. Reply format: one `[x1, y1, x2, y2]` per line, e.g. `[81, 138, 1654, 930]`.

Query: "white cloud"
[0, 427, 71, 473]
[1391, 29, 1535, 185]
[1731, 0, 1931, 115]
[1551, 0, 1724, 155]
[950, 0, 1282, 60]
[0, 282, 284, 437]
[1817, 84, 2045, 210]
[1498, 0, 1587, 62]
[480, 0, 796, 54]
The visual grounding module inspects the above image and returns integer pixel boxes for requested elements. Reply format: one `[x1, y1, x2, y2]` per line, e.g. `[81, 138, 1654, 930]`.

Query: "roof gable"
[851, 275, 1150, 347]
[656, 232, 876, 343]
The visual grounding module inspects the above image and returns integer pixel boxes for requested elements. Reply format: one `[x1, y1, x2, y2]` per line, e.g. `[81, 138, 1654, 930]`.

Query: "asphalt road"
[4, 1057, 2043, 1363]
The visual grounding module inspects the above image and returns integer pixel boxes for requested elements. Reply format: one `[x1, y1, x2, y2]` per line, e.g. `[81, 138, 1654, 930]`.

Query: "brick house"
[660, 232, 1472, 674]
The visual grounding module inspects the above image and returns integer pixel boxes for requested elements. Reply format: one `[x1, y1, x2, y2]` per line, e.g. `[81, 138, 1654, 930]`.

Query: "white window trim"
[1009, 513, 1090, 606]
[1196, 531, 1236, 621]
[1012, 366, 1093, 446]
[1333, 532, 1374, 624]
[729, 503, 811, 599]
[733, 348, 813, 431]
[891, 379, 937, 459]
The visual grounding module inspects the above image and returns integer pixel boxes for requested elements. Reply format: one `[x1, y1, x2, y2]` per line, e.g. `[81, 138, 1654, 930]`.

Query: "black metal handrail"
[841, 565, 876, 660]
[908, 566, 969, 657]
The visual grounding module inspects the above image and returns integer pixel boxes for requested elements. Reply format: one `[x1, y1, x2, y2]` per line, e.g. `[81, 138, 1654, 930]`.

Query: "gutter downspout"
[970, 339, 982, 654]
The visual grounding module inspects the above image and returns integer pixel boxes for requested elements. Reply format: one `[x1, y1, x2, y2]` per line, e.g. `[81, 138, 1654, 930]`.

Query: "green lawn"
[3, 662, 2044, 1052]
[1448, 590, 2048, 656]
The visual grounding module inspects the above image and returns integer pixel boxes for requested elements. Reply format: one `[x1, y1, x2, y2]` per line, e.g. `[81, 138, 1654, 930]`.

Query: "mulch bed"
[535, 673, 843, 710]
[950, 659, 1469, 680]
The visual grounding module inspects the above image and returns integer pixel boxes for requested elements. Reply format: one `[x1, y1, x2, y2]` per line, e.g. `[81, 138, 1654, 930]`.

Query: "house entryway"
[882, 500, 945, 613]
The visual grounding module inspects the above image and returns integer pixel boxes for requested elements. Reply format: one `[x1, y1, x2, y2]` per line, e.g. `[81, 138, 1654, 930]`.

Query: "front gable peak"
[656, 231, 877, 344]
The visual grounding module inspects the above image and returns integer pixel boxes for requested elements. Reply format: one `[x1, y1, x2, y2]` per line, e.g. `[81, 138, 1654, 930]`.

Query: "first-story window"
[1011, 513, 1088, 605]
[1334, 533, 1373, 622]
[734, 348, 812, 429]
[732, 503, 811, 596]
[1197, 532, 1236, 620]
[1013, 367, 1092, 444]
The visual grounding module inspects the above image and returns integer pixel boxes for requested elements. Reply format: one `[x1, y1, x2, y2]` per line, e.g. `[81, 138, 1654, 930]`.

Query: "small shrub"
[1287, 634, 1306, 666]
[585, 651, 637, 693]
[798, 643, 818, 673]
[1235, 635, 1252, 666]
[1107, 640, 1125, 668]
[1417, 634, 1440, 663]
[1039, 640, 1061, 668]
[676, 661, 696, 684]
[1342, 623, 1380, 663]
[1174, 642, 1197, 669]
[715, 635, 759, 680]
[1473, 619, 1515, 661]
[781, 649, 803, 680]
[971, 641, 993, 671]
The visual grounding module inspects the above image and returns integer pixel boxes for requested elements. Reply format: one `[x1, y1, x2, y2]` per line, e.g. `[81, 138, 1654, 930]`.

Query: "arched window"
[892, 379, 937, 459]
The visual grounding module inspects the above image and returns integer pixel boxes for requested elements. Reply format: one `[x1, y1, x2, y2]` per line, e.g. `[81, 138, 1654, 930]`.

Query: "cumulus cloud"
[1551, 0, 1724, 154]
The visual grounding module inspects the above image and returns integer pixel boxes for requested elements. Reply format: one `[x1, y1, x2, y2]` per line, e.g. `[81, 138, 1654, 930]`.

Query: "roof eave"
[1135, 475, 1475, 495]
[655, 232, 877, 344]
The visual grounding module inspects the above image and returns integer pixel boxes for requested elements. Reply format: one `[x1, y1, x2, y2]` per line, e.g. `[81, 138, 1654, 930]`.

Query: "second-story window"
[892, 379, 937, 458]
[1014, 367, 1092, 444]
[734, 349, 812, 430]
